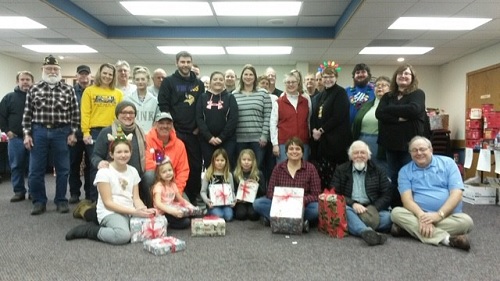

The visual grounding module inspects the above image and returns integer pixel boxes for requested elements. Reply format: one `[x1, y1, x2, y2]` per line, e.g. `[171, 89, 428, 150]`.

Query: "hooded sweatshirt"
[145, 127, 190, 194]
[158, 70, 205, 134]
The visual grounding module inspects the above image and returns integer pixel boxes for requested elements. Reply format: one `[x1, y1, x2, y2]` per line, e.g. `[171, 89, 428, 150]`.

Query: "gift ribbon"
[203, 215, 220, 220]
[156, 237, 177, 253]
[318, 193, 337, 202]
[275, 189, 302, 203]
[240, 181, 251, 201]
[215, 184, 230, 205]
[142, 216, 165, 239]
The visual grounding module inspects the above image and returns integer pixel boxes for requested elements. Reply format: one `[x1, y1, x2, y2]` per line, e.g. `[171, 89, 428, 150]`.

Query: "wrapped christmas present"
[235, 180, 259, 203]
[191, 215, 226, 237]
[130, 216, 167, 243]
[143, 236, 186, 256]
[169, 202, 204, 217]
[209, 183, 235, 206]
[270, 187, 304, 235]
[318, 191, 348, 238]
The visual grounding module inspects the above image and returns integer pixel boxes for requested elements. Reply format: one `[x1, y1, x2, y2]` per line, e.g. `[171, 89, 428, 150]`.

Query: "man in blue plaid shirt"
[22, 55, 80, 215]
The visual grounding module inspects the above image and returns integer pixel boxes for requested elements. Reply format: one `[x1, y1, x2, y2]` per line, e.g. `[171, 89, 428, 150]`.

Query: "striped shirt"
[22, 80, 80, 134]
[233, 90, 272, 143]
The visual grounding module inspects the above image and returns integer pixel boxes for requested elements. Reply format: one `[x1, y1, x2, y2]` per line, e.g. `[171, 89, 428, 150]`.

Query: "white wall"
[0, 54, 32, 96]
[2, 41, 500, 142]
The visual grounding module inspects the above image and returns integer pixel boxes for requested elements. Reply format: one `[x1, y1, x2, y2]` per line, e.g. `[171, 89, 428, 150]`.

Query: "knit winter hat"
[115, 101, 137, 118]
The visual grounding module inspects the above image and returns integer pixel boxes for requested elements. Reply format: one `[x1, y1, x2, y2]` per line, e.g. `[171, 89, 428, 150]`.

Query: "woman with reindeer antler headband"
[66, 130, 156, 244]
[73, 101, 149, 215]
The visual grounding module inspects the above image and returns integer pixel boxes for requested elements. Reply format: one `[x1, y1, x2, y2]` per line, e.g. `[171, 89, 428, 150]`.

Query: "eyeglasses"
[375, 83, 390, 88]
[410, 147, 429, 154]
[285, 81, 298, 85]
[120, 111, 135, 116]
[399, 71, 413, 77]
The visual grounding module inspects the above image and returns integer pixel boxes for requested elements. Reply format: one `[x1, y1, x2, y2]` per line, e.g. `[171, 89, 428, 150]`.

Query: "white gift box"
[270, 187, 304, 234]
[235, 180, 259, 203]
[209, 183, 235, 206]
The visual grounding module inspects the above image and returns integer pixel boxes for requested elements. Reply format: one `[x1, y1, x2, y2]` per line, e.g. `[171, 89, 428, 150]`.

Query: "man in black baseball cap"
[68, 65, 92, 204]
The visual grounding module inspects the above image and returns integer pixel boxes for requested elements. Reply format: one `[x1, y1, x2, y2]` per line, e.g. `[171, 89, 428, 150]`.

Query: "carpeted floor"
[1, 174, 499, 281]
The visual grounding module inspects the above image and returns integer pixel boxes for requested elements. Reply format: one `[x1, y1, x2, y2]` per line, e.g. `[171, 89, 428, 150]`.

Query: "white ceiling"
[0, 0, 499, 67]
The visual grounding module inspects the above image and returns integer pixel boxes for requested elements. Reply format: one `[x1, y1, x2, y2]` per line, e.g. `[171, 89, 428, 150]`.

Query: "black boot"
[65, 222, 101, 241]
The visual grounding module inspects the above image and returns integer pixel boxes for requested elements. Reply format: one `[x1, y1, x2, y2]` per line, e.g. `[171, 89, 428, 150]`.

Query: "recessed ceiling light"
[121, 1, 213, 16]
[213, 1, 302, 16]
[58, 56, 65, 60]
[0, 16, 46, 29]
[359, 47, 433, 55]
[389, 17, 491, 30]
[397, 57, 405, 62]
[157, 46, 226, 55]
[22, 45, 98, 53]
[226, 46, 292, 55]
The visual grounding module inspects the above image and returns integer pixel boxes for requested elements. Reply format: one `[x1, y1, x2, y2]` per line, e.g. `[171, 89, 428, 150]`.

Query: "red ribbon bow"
[240, 181, 251, 201]
[275, 190, 301, 203]
[215, 186, 229, 205]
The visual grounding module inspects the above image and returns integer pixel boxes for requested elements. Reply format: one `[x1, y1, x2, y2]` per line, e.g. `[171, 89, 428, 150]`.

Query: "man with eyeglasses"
[345, 63, 375, 125]
[330, 140, 392, 246]
[391, 136, 473, 251]
[22, 55, 80, 215]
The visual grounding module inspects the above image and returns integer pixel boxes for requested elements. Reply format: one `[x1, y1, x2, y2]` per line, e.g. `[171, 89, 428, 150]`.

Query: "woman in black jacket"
[376, 64, 427, 207]
[196, 71, 239, 170]
[310, 66, 352, 188]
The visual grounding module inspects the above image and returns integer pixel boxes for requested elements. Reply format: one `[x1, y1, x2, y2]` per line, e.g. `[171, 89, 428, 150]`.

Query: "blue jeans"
[207, 206, 234, 221]
[29, 124, 71, 205]
[7, 136, 29, 194]
[237, 142, 266, 173]
[276, 144, 310, 164]
[253, 197, 319, 222]
[386, 150, 412, 207]
[346, 206, 392, 236]
[69, 136, 92, 199]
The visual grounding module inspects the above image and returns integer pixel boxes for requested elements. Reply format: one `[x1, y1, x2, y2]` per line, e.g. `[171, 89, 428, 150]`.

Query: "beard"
[353, 161, 366, 171]
[354, 76, 370, 88]
[42, 72, 62, 84]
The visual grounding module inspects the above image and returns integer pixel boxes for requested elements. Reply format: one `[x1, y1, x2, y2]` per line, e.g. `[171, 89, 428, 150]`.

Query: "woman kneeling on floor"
[65, 130, 156, 244]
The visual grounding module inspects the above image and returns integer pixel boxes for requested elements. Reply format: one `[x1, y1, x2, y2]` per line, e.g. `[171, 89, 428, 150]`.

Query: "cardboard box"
[463, 184, 496, 205]
[463, 196, 496, 205]
[463, 184, 497, 197]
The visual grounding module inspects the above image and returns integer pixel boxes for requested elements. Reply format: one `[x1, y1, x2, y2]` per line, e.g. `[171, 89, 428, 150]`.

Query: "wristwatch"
[438, 210, 445, 219]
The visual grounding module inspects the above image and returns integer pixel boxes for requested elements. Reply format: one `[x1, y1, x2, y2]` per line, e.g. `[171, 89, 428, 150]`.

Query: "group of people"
[0, 52, 473, 251]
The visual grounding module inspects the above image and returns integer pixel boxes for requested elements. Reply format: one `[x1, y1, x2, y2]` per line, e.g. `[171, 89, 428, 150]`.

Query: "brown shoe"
[391, 223, 410, 237]
[449, 235, 470, 251]
[72, 199, 93, 219]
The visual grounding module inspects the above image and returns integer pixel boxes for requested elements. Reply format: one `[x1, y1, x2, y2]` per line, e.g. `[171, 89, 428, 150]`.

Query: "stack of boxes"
[466, 104, 500, 149]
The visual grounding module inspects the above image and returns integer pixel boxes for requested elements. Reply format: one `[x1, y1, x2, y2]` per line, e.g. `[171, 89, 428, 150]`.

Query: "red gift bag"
[318, 189, 348, 238]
